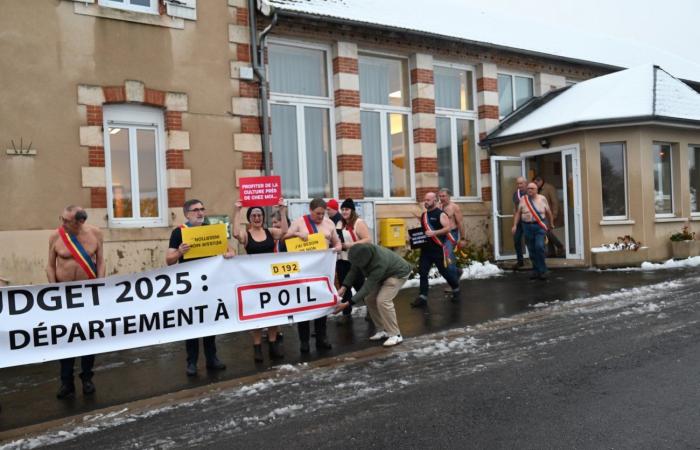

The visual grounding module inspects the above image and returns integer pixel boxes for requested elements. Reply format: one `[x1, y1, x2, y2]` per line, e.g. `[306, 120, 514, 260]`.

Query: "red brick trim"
[337, 154, 363, 171]
[242, 151, 264, 170]
[480, 158, 490, 174]
[412, 98, 435, 114]
[168, 188, 186, 208]
[481, 186, 492, 201]
[334, 89, 360, 108]
[91, 188, 107, 208]
[236, 43, 251, 63]
[410, 68, 434, 85]
[339, 187, 364, 199]
[88, 147, 105, 167]
[476, 77, 498, 92]
[336, 122, 361, 140]
[416, 187, 438, 201]
[103, 86, 126, 103]
[413, 128, 436, 144]
[241, 116, 262, 134]
[165, 111, 182, 131]
[144, 88, 166, 107]
[478, 105, 499, 120]
[415, 157, 438, 173]
[236, 7, 248, 25]
[333, 57, 358, 75]
[239, 80, 259, 98]
[87, 105, 103, 126]
[166, 150, 185, 169]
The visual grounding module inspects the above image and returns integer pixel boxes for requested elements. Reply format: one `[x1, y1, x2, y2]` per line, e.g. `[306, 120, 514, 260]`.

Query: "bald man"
[512, 183, 553, 280]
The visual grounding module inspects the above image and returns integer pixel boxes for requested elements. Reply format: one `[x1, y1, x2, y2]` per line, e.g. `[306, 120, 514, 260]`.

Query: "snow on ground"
[403, 261, 503, 289]
[591, 255, 700, 272]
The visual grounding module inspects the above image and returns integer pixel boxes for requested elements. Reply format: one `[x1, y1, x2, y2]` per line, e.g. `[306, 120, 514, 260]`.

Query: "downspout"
[247, 0, 277, 178]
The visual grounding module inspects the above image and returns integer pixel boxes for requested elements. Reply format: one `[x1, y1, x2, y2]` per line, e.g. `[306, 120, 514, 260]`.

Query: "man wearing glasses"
[47, 205, 105, 399]
[166, 199, 234, 376]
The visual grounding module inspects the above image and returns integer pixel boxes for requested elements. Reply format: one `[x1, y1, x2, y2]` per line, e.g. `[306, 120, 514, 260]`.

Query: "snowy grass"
[403, 260, 503, 289]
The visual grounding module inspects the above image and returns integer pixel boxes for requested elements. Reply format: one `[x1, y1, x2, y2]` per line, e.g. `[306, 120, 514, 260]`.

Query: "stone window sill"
[75, 3, 185, 29]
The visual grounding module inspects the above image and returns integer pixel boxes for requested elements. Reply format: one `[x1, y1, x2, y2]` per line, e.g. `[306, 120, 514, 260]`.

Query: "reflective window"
[600, 142, 627, 218]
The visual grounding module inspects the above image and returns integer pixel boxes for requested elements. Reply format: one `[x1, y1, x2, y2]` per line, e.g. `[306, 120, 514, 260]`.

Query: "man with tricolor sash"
[512, 183, 554, 280]
[438, 188, 465, 282]
[410, 192, 461, 308]
[47, 205, 104, 399]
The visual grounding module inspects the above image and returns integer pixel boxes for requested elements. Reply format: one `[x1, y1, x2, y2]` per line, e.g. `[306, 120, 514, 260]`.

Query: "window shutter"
[165, 0, 197, 20]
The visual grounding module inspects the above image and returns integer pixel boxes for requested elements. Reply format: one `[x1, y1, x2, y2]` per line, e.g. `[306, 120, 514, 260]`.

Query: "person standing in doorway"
[166, 199, 235, 376]
[512, 183, 553, 280]
[534, 176, 565, 257]
[47, 205, 104, 399]
[512, 177, 528, 267]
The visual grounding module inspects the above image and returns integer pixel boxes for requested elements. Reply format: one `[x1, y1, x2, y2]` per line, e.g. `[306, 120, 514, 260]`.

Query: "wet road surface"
[0, 267, 693, 436]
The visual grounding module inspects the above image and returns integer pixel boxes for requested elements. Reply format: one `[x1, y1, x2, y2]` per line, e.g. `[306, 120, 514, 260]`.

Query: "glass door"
[562, 149, 583, 259]
[490, 156, 525, 260]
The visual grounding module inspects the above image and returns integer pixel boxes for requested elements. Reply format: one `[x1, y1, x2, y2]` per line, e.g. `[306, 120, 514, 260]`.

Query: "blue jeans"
[513, 222, 525, 263]
[523, 223, 547, 275]
[444, 230, 461, 280]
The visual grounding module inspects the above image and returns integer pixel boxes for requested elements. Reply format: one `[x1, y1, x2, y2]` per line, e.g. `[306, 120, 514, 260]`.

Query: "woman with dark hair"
[233, 198, 288, 362]
[335, 198, 371, 321]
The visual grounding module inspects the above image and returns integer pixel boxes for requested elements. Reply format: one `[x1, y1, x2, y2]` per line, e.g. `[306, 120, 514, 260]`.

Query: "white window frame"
[98, 0, 159, 15]
[359, 51, 415, 203]
[434, 61, 480, 201]
[689, 144, 700, 217]
[653, 142, 675, 218]
[102, 104, 168, 228]
[599, 142, 628, 221]
[267, 38, 337, 201]
[497, 71, 534, 118]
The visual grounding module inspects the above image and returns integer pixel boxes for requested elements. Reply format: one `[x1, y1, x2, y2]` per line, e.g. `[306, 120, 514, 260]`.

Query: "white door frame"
[490, 155, 525, 260]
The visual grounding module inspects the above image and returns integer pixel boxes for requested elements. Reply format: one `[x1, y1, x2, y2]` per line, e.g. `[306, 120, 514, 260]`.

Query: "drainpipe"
[247, 0, 277, 178]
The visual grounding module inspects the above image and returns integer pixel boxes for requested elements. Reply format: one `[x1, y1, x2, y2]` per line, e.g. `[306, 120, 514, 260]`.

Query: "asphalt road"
[7, 269, 700, 449]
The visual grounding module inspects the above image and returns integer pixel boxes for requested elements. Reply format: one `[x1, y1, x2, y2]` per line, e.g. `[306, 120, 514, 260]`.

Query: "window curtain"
[359, 58, 391, 105]
[361, 111, 383, 197]
[304, 107, 332, 198]
[435, 68, 462, 110]
[269, 45, 326, 97]
[457, 120, 476, 197]
[498, 74, 513, 115]
[436, 117, 453, 190]
[387, 113, 409, 197]
[271, 105, 300, 198]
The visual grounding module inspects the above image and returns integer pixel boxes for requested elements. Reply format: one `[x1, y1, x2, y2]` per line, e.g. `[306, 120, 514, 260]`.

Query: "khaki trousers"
[366, 276, 407, 337]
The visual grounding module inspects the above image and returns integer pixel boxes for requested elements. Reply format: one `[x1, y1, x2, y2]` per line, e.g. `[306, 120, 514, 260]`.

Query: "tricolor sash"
[303, 215, 319, 234]
[422, 212, 451, 266]
[523, 196, 549, 232]
[179, 222, 191, 229]
[57, 227, 97, 279]
[446, 228, 459, 245]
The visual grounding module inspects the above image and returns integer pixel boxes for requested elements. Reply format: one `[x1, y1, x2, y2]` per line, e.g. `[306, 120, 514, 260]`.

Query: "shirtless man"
[47, 205, 105, 399]
[286, 198, 342, 353]
[511, 183, 554, 280]
[438, 188, 464, 281]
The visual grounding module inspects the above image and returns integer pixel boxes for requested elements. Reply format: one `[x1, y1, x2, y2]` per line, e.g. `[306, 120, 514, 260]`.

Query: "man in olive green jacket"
[335, 243, 411, 347]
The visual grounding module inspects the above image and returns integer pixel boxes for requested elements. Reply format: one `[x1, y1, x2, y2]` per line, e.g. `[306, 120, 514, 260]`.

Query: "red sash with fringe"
[422, 212, 450, 266]
[523, 196, 549, 232]
[57, 228, 97, 279]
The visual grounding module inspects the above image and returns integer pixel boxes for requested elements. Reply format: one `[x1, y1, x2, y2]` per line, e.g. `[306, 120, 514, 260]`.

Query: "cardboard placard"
[285, 232, 328, 253]
[408, 227, 428, 249]
[181, 223, 228, 259]
[239, 175, 281, 207]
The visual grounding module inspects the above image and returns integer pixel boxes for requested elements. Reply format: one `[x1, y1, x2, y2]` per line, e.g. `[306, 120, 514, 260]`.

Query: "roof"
[264, 0, 700, 83]
[481, 65, 700, 146]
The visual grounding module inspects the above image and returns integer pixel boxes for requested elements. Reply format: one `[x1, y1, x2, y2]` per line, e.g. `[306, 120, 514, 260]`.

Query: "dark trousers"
[59, 356, 95, 384]
[298, 317, 327, 342]
[513, 222, 525, 263]
[523, 223, 548, 274]
[419, 248, 460, 297]
[186, 336, 217, 365]
[336, 259, 364, 316]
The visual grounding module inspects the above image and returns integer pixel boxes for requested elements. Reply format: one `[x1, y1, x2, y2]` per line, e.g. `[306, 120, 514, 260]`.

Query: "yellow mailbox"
[379, 218, 406, 247]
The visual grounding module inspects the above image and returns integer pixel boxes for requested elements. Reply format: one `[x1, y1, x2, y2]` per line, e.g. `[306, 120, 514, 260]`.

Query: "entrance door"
[490, 156, 525, 260]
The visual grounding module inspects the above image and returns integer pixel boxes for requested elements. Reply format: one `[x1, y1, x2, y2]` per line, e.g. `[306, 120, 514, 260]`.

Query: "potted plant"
[591, 235, 648, 268]
[669, 224, 700, 259]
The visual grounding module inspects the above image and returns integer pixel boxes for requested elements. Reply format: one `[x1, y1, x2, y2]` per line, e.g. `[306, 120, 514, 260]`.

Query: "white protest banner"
[0, 250, 337, 368]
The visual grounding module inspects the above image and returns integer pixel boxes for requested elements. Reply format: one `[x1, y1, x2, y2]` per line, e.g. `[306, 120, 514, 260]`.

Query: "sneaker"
[383, 335, 403, 347]
[56, 383, 75, 399]
[369, 331, 388, 341]
[186, 362, 197, 377]
[82, 379, 96, 395]
[411, 297, 428, 308]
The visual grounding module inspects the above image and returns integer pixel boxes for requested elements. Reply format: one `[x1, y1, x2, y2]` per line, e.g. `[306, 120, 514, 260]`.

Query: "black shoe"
[516, 260, 524, 267]
[186, 362, 197, 376]
[538, 273, 549, 281]
[82, 379, 96, 395]
[316, 338, 332, 351]
[206, 358, 226, 371]
[269, 340, 284, 359]
[300, 341, 310, 354]
[451, 291, 461, 303]
[529, 273, 540, 280]
[253, 344, 264, 362]
[411, 297, 428, 308]
[56, 383, 75, 399]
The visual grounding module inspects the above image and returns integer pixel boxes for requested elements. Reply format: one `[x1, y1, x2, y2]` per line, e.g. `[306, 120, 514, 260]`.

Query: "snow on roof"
[488, 65, 700, 141]
[265, 0, 700, 83]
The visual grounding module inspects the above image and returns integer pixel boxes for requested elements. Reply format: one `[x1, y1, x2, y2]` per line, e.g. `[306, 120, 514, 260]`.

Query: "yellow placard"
[285, 232, 328, 253]
[271, 261, 300, 276]
[181, 223, 228, 259]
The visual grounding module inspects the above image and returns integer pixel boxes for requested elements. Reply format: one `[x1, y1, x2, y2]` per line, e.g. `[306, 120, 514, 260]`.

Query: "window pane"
[361, 111, 383, 197]
[269, 44, 327, 97]
[136, 129, 158, 218]
[514, 76, 533, 109]
[109, 128, 132, 218]
[653, 143, 673, 214]
[434, 67, 464, 110]
[600, 143, 626, 217]
[498, 74, 513, 116]
[457, 119, 477, 197]
[387, 113, 410, 197]
[436, 117, 453, 191]
[304, 107, 332, 198]
[130, 0, 151, 6]
[690, 146, 700, 213]
[271, 105, 300, 198]
[359, 55, 407, 107]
